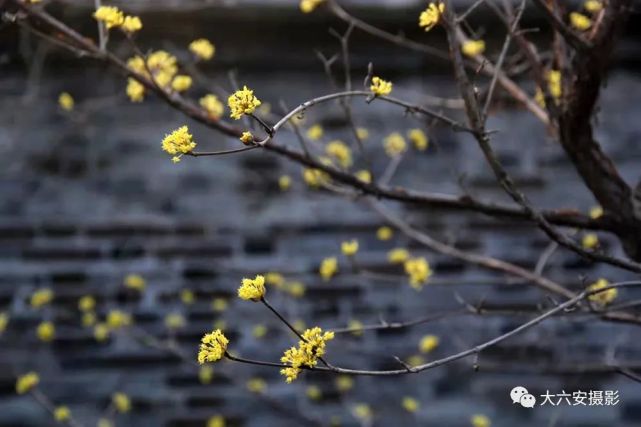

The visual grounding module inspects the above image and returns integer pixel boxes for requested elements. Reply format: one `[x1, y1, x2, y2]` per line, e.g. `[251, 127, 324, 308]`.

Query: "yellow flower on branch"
[319, 257, 338, 281]
[94, 323, 110, 342]
[419, 2, 445, 32]
[106, 310, 131, 329]
[238, 275, 266, 301]
[384, 132, 407, 157]
[582, 233, 599, 249]
[58, 92, 74, 111]
[355, 170, 372, 183]
[122, 15, 142, 33]
[589, 205, 603, 219]
[124, 274, 146, 292]
[161, 125, 196, 163]
[404, 257, 432, 290]
[280, 327, 334, 382]
[326, 140, 353, 168]
[419, 334, 439, 353]
[588, 278, 617, 305]
[570, 12, 592, 31]
[377, 226, 393, 241]
[462, 39, 486, 57]
[171, 75, 192, 92]
[370, 76, 392, 96]
[30, 288, 53, 309]
[548, 69, 562, 99]
[126, 78, 145, 102]
[240, 131, 254, 145]
[112, 392, 131, 413]
[584, 0, 603, 13]
[407, 128, 429, 151]
[189, 38, 216, 61]
[228, 86, 262, 119]
[16, 372, 39, 395]
[388, 248, 410, 264]
[200, 94, 224, 119]
[198, 329, 229, 364]
[303, 168, 329, 188]
[54, 406, 71, 422]
[402, 396, 420, 413]
[300, 0, 325, 13]
[37, 321, 55, 342]
[93, 6, 124, 29]
[356, 127, 369, 141]
[341, 239, 359, 257]
[306, 124, 324, 141]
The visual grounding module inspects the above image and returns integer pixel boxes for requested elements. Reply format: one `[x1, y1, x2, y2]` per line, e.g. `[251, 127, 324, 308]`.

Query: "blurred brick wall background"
[1, 1, 641, 426]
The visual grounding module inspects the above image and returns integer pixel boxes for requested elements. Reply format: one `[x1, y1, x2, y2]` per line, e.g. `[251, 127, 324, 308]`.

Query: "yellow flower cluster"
[341, 239, 359, 256]
[588, 278, 617, 305]
[58, 92, 74, 111]
[404, 257, 432, 290]
[107, 310, 132, 329]
[280, 327, 334, 382]
[462, 39, 486, 57]
[388, 247, 410, 263]
[127, 50, 178, 99]
[37, 321, 55, 342]
[535, 70, 563, 107]
[355, 170, 372, 183]
[419, 2, 445, 32]
[124, 273, 146, 292]
[16, 372, 39, 394]
[198, 329, 229, 363]
[326, 140, 353, 168]
[419, 334, 439, 353]
[161, 125, 197, 163]
[189, 38, 216, 61]
[584, 0, 603, 13]
[319, 257, 338, 281]
[54, 406, 71, 422]
[570, 12, 592, 31]
[228, 86, 262, 119]
[357, 127, 369, 140]
[200, 95, 224, 119]
[238, 275, 266, 301]
[171, 75, 192, 92]
[126, 78, 145, 102]
[589, 205, 603, 219]
[306, 124, 323, 141]
[402, 396, 420, 413]
[30, 288, 53, 308]
[93, 6, 142, 33]
[370, 76, 392, 96]
[471, 414, 491, 427]
[407, 128, 428, 151]
[582, 233, 599, 249]
[300, 0, 325, 13]
[94, 323, 110, 342]
[240, 131, 254, 145]
[303, 167, 329, 188]
[377, 226, 393, 241]
[112, 392, 131, 413]
[384, 132, 407, 157]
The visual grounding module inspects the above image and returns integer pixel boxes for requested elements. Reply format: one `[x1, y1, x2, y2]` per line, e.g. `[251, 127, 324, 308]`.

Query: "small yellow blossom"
[303, 168, 329, 188]
[590, 205, 603, 219]
[384, 132, 407, 157]
[570, 12, 592, 31]
[404, 257, 432, 290]
[122, 15, 142, 33]
[265, 272, 286, 288]
[462, 40, 486, 57]
[199, 365, 214, 384]
[548, 69, 562, 99]
[584, 0, 603, 13]
[471, 414, 491, 427]
[128, 50, 178, 89]
[106, 310, 132, 329]
[582, 233, 599, 249]
[352, 404, 372, 421]
[181, 289, 195, 305]
[0, 312, 8, 335]
[286, 281, 306, 298]
[240, 131, 254, 145]
[165, 313, 186, 330]
[30, 288, 53, 309]
[407, 128, 429, 151]
[300, 0, 325, 13]
[37, 321, 55, 342]
[98, 419, 113, 427]
[82, 313, 96, 328]
[326, 140, 353, 169]
[238, 275, 266, 301]
[16, 372, 39, 394]
[212, 298, 228, 312]
[198, 329, 229, 364]
[402, 396, 420, 413]
[348, 319, 364, 337]
[228, 86, 261, 119]
[419, 2, 445, 32]
[58, 92, 74, 111]
[126, 78, 145, 102]
[278, 175, 291, 191]
[377, 226, 393, 241]
[78, 295, 96, 312]
[124, 274, 146, 292]
[306, 124, 324, 141]
[54, 406, 71, 422]
[94, 323, 110, 342]
[355, 170, 372, 183]
[306, 385, 322, 400]
[112, 392, 131, 413]
[189, 38, 216, 61]
[588, 278, 617, 305]
[388, 248, 410, 264]
[341, 239, 359, 257]
[207, 415, 225, 427]
[246, 377, 267, 393]
[200, 94, 224, 119]
[93, 6, 124, 29]
[252, 324, 268, 338]
[319, 257, 338, 281]
[335, 375, 354, 392]
[370, 76, 392, 96]
[419, 334, 439, 353]
[171, 75, 192, 92]
[280, 327, 334, 382]
[356, 127, 369, 141]
[161, 126, 196, 162]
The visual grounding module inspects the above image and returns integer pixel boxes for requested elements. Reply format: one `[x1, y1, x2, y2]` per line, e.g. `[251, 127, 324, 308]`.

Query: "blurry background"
[1, 0, 641, 426]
